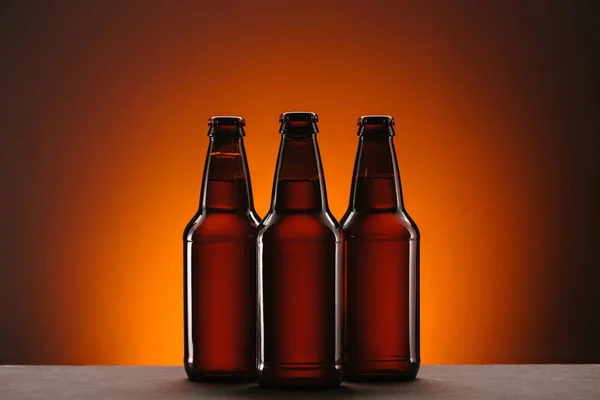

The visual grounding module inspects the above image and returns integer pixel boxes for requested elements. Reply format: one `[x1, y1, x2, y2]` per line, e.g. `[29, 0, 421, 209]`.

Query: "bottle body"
[183, 117, 260, 382]
[184, 214, 258, 381]
[342, 212, 419, 381]
[257, 112, 342, 388]
[341, 116, 420, 381]
[258, 213, 342, 388]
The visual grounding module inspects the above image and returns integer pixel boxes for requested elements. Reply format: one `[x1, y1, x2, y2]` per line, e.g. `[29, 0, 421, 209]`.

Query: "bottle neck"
[271, 134, 328, 213]
[200, 131, 255, 213]
[349, 127, 404, 212]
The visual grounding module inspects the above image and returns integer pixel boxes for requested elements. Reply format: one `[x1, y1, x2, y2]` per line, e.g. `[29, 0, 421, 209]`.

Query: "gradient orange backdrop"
[2, 1, 599, 365]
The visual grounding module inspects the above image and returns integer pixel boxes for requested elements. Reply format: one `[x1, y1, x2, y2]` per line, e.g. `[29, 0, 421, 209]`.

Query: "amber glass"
[340, 115, 420, 382]
[183, 116, 260, 382]
[257, 112, 342, 389]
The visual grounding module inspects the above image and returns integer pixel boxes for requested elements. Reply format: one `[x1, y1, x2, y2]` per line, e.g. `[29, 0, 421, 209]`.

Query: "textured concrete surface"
[1, 365, 599, 399]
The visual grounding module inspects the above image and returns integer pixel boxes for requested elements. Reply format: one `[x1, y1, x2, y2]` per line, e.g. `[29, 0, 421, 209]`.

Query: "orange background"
[2, 1, 599, 365]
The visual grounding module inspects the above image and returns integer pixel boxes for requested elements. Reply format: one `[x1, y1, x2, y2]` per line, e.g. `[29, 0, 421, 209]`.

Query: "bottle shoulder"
[258, 211, 342, 243]
[184, 211, 260, 242]
[341, 209, 419, 240]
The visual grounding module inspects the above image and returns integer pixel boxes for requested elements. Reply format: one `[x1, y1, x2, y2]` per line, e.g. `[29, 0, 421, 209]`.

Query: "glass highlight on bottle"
[257, 112, 343, 389]
[183, 116, 260, 382]
[341, 115, 420, 381]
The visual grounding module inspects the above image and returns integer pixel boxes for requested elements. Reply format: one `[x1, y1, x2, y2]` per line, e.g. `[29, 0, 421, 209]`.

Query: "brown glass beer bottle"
[341, 115, 420, 381]
[183, 116, 260, 382]
[257, 112, 342, 389]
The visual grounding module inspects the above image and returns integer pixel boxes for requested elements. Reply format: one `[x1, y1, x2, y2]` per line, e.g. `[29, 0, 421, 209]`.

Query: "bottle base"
[185, 364, 256, 383]
[258, 365, 342, 389]
[343, 361, 419, 382]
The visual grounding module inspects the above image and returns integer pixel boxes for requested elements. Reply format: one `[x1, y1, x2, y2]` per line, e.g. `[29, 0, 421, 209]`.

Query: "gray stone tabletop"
[1, 365, 599, 399]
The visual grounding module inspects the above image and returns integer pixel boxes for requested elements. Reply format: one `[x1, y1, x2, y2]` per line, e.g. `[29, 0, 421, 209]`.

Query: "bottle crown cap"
[279, 111, 319, 123]
[208, 116, 246, 127]
[357, 115, 395, 126]
[208, 116, 246, 137]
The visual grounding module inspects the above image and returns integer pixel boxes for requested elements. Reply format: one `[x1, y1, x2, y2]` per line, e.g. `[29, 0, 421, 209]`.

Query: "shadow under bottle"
[183, 116, 260, 382]
[340, 115, 420, 382]
[257, 112, 342, 389]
